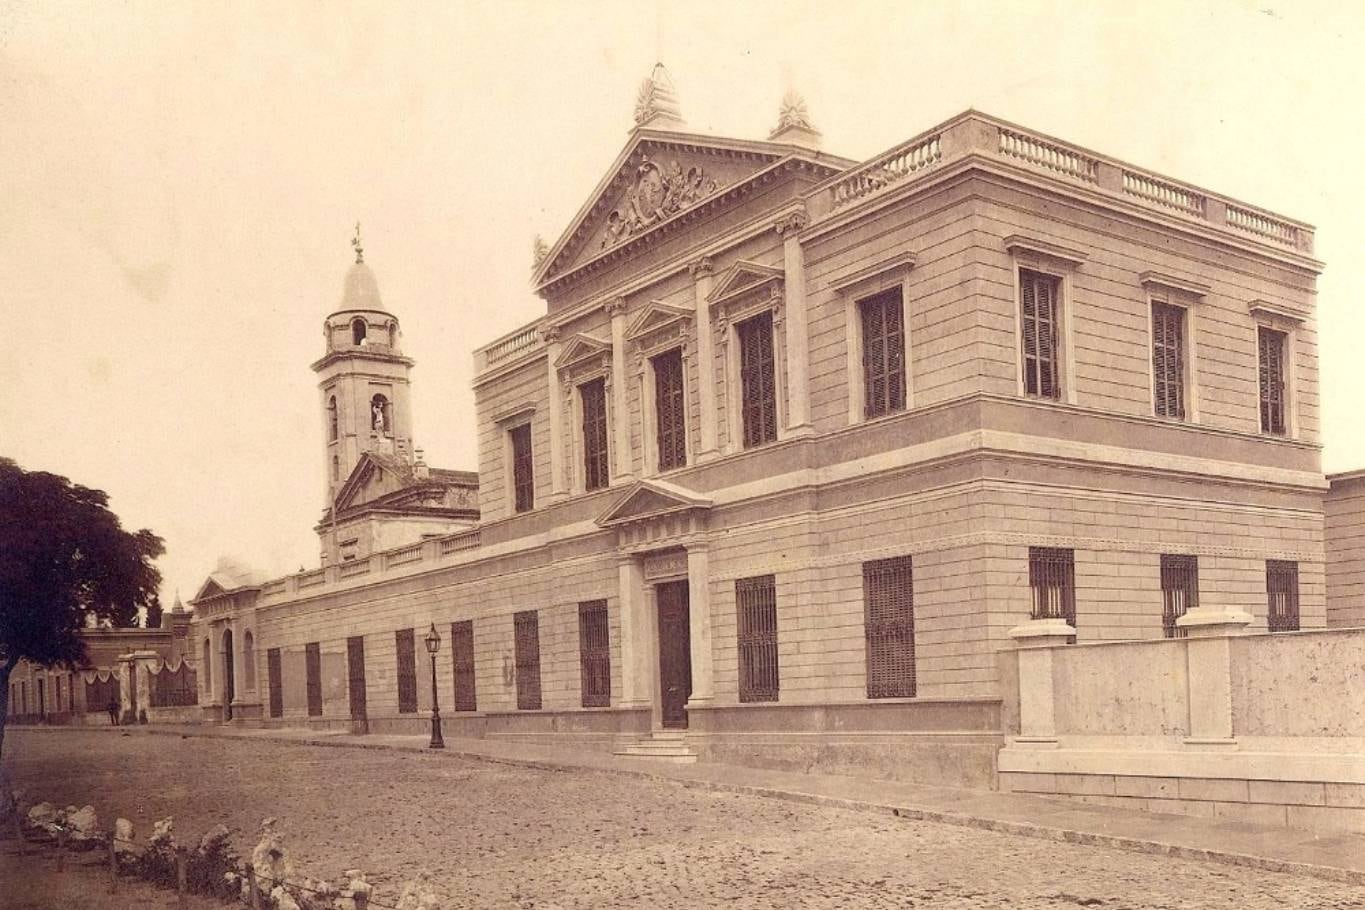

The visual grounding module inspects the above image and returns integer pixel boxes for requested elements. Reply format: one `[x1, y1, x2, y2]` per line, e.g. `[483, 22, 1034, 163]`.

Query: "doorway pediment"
[597, 478, 712, 528]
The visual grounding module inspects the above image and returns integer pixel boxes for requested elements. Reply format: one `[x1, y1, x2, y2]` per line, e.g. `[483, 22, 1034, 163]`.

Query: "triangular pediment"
[708, 260, 784, 305]
[553, 333, 611, 369]
[192, 577, 226, 602]
[335, 452, 410, 512]
[597, 478, 713, 527]
[625, 301, 693, 341]
[534, 131, 797, 287]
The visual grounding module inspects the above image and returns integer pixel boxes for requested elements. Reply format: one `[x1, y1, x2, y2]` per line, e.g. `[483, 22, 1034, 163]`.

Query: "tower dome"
[341, 260, 384, 310]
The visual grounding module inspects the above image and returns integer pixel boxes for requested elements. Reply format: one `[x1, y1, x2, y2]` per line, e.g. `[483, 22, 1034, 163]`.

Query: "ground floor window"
[736, 575, 779, 703]
[863, 556, 916, 699]
[395, 628, 418, 713]
[451, 620, 477, 712]
[578, 601, 611, 708]
[1160, 554, 1199, 639]
[305, 642, 322, 717]
[514, 611, 542, 710]
[1266, 560, 1300, 632]
[1028, 547, 1076, 631]
[267, 648, 283, 718]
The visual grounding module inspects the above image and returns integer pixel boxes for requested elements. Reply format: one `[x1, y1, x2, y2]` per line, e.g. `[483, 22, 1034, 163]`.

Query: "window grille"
[580, 378, 610, 491]
[653, 348, 688, 471]
[737, 311, 778, 447]
[863, 556, 916, 698]
[1028, 547, 1076, 631]
[1258, 326, 1287, 435]
[736, 575, 780, 703]
[266, 648, 283, 718]
[860, 288, 907, 418]
[1160, 554, 1199, 639]
[513, 610, 542, 710]
[1266, 560, 1300, 632]
[1152, 302, 1187, 419]
[304, 642, 322, 717]
[346, 636, 367, 720]
[150, 662, 198, 707]
[451, 620, 477, 712]
[395, 628, 418, 714]
[1020, 269, 1061, 399]
[510, 423, 535, 512]
[578, 601, 612, 708]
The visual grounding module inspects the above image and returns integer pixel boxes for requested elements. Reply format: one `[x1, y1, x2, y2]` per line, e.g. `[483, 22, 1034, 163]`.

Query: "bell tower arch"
[311, 227, 416, 506]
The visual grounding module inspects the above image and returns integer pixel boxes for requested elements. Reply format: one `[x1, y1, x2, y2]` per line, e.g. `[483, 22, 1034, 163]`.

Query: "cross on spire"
[351, 221, 364, 264]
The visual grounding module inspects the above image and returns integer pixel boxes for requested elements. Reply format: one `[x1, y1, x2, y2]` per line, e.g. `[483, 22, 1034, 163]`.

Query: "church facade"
[187, 70, 1324, 784]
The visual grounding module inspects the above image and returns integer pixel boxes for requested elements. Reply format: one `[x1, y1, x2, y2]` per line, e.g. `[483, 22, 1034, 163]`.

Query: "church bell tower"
[311, 227, 416, 507]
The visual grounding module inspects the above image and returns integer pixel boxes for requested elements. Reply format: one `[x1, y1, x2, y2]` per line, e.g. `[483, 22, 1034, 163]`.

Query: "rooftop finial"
[351, 221, 364, 264]
[769, 88, 822, 150]
[633, 63, 684, 130]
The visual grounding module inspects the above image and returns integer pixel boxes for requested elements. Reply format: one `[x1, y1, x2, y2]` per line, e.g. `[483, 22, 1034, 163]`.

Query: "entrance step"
[612, 730, 698, 764]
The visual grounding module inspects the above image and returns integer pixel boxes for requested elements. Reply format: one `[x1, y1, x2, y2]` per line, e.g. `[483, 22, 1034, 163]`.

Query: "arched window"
[202, 638, 212, 692]
[352, 318, 367, 346]
[370, 394, 391, 435]
[388, 321, 398, 348]
[327, 396, 338, 442]
[243, 631, 256, 692]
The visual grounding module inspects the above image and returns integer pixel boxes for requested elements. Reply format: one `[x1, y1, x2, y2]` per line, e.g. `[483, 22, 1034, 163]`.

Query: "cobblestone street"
[6, 728, 1365, 909]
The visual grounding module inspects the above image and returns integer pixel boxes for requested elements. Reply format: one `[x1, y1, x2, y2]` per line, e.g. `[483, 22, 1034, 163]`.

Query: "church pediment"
[534, 133, 792, 288]
[191, 578, 226, 602]
[597, 478, 712, 527]
[334, 452, 409, 512]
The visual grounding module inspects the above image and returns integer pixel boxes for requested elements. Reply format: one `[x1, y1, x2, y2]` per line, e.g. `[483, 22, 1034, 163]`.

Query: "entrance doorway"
[347, 635, 368, 734]
[656, 579, 692, 729]
[223, 629, 235, 721]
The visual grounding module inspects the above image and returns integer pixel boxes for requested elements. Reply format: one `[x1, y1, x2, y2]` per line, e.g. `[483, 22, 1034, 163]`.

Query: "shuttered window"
[860, 288, 907, 418]
[578, 601, 611, 708]
[1160, 554, 1199, 639]
[451, 620, 477, 712]
[510, 423, 535, 512]
[395, 628, 418, 714]
[1258, 326, 1287, 435]
[1028, 547, 1076, 631]
[304, 642, 322, 717]
[513, 611, 542, 710]
[653, 348, 687, 471]
[736, 575, 779, 703]
[1020, 269, 1061, 399]
[346, 636, 367, 721]
[737, 311, 778, 447]
[580, 379, 610, 491]
[1266, 560, 1300, 632]
[1152, 302, 1187, 419]
[266, 649, 283, 717]
[863, 556, 916, 698]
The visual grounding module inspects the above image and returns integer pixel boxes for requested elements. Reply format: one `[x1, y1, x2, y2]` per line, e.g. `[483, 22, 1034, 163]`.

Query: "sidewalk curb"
[19, 724, 1365, 887]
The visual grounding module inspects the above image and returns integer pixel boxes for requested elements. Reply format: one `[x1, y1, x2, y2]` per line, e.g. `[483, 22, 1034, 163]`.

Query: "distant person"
[106, 699, 119, 726]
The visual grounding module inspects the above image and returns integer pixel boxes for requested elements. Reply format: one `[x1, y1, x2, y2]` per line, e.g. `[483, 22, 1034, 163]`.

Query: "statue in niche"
[372, 401, 387, 434]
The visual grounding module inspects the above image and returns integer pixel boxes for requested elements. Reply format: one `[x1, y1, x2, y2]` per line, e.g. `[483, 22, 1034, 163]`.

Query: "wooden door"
[656, 580, 692, 729]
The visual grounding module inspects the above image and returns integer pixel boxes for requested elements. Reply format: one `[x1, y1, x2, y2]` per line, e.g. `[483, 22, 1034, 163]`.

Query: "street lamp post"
[423, 623, 444, 750]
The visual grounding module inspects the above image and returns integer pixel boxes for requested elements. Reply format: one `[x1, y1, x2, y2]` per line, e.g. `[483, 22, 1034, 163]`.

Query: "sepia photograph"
[2, 1, 1365, 907]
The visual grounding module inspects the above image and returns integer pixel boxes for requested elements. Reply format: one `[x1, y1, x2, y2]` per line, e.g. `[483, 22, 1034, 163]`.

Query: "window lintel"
[1248, 299, 1307, 327]
[1004, 234, 1088, 268]
[829, 250, 917, 295]
[1141, 271, 1209, 300]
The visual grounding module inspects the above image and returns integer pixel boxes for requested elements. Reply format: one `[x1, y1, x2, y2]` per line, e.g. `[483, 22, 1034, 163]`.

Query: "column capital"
[775, 209, 809, 237]
[689, 256, 714, 279]
[539, 323, 562, 344]
[605, 297, 629, 319]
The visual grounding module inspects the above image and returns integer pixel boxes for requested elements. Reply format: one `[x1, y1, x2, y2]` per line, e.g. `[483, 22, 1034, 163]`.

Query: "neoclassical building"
[188, 68, 1324, 784]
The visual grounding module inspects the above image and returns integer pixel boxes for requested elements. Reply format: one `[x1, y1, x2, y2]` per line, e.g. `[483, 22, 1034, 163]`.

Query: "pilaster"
[690, 257, 720, 461]
[685, 543, 715, 706]
[607, 299, 635, 481]
[777, 211, 813, 436]
[1008, 618, 1075, 744]
[616, 555, 650, 708]
[542, 325, 567, 500]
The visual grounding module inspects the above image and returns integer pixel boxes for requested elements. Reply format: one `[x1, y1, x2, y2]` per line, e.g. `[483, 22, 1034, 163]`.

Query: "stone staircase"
[612, 730, 698, 764]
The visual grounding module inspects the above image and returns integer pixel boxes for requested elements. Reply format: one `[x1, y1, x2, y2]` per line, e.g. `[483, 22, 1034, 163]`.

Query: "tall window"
[653, 348, 687, 471]
[578, 601, 611, 708]
[395, 628, 418, 713]
[736, 575, 779, 703]
[1028, 547, 1076, 630]
[1020, 269, 1062, 399]
[510, 423, 534, 513]
[580, 378, 610, 491]
[451, 620, 476, 712]
[328, 396, 338, 441]
[1266, 560, 1300, 632]
[860, 288, 906, 418]
[737, 311, 778, 447]
[1258, 326, 1287, 435]
[863, 556, 916, 698]
[1160, 554, 1199, 639]
[1152, 302, 1187, 419]
[351, 318, 367, 345]
[304, 642, 322, 717]
[513, 611, 542, 710]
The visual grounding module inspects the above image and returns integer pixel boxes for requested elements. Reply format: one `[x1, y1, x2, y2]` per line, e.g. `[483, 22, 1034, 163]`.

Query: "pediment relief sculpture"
[601, 156, 725, 251]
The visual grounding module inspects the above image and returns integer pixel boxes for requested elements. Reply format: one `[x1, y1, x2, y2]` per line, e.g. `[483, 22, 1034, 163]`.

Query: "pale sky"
[3, 0, 1363, 607]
